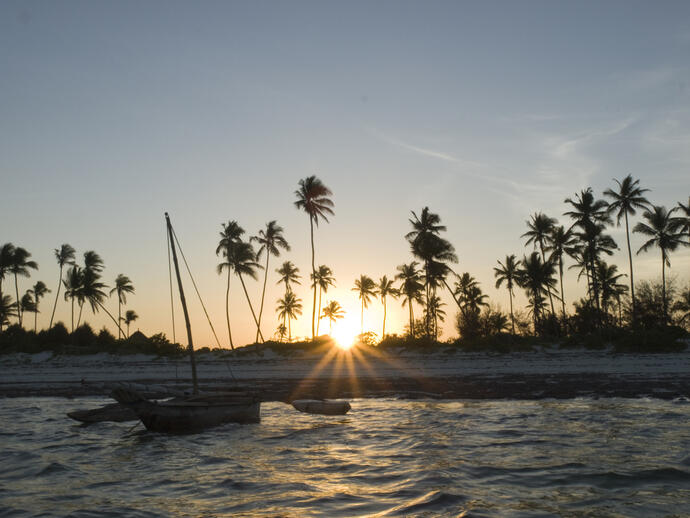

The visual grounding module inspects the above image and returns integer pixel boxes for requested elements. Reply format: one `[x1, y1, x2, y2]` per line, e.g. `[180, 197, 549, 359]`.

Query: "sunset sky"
[2, 1, 689, 347]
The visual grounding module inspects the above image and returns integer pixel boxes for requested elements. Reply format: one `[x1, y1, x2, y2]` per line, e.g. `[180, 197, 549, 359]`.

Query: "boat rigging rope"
[170, 226, 223, 350]
[167, 228, 176, 344]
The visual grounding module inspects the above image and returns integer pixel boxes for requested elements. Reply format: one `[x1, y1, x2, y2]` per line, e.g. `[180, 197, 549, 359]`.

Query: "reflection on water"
[1, 397, 689, 517]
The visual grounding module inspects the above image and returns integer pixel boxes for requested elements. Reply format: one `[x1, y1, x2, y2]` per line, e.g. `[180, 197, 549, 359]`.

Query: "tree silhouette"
[634, 205, 687, 324]
[294, 176, 334, 339]
[28, 280, 50, 333]
[76, 251, 104, 327]
[215, 220, 245, 349]
[321, 300, 345, 335]
[62, 265, 83, 332]
[312, 264, 335, 335]
[396, 262, 424, 337]
[0, 295, 16, 331]
[546, 225, 577, 319]
[49, 244, 76, 329]
[377, 275, 399, 338]
[522, 212, 558, 315]
[9, 246, 38, 326]
[110, 274, 134, 339]
[0, 243, 15, 305]
[352, 275, 377, 335]
[276, 261, 301, 295]
[604, 175, 651, 323]
[124, 309, 138, 338]
[518, 252, 557, 333]
[251, 220, 290, 342]
[276, 291, 303, 341]
[494, 255, 520, 334]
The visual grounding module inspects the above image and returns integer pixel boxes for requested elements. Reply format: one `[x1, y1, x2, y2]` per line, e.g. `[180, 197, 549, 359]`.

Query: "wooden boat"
[110, 213, 262, 433]
[67, 402, 138, 423]
[111, 388, 260, 432]
[292, 399, 351, 415]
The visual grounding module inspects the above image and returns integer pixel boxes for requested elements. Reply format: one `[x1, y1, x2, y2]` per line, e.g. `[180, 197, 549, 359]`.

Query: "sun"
[333, 317, 359, 350]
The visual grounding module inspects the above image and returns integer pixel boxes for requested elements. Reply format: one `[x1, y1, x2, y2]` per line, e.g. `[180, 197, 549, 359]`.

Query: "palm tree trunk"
[225, 270, 234, 350]
[288, 316, 291, 342]
[559, 259, 566, 318]
[127, 322, 131, 338]
[238, 273, 265, 342]
[77, 302, 84, 328]
[316, 285, 322, 336]
[255, 254, 270, 343]
[95, 300, 126, 338]
[34, 302, 38, 333]
[71, 297, 74, 333]
[409, 298, 414, 338]
[49, 266, 63, 329]
[382, 296, 387, 338]
[310, 217, 316, 340]
[661, 249, 667, 325]
[509, 288, 515, 334]
[539, 243, 556, 316]
[118, 300, 122, 339]
[624, 211, 636, 325]
[360, 300, 364, 335]
[14, 273, 21, 326]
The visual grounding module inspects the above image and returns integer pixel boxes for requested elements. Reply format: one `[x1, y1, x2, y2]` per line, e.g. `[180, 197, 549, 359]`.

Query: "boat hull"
[111, 389, 261, 433]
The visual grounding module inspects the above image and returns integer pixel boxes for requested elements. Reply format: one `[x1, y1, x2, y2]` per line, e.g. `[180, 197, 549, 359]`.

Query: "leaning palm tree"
[276, 291, 303, 341]
[294, 176, 334, 340]
[76, 251, 105, 328]
[62, 265, 83, 332]
[352, 275, 377, 335]
[276, 261, 301, 295]
[377, 276, 399, 338]
[0, 294, 17, 331]
[494, 255, 521, 334]
[215, 221, 246, 349]
[48, 244, 76, 329]
[321, 300, 345, 335]
[634, 205, 687, 324]
[604, 175, 651, 323]
[311, 265, 335, 335]
[396, 262, 424, 337]
[9, 247, 38, 326]
[124, 309, 138, 338]
[522, 212, 558, 315]
[80, 269, 124, 336]
[251, 220, 290, 342]
[229, 240, 265, 342]
[28, 281, 50, 333]
[109, 274, 135, 339]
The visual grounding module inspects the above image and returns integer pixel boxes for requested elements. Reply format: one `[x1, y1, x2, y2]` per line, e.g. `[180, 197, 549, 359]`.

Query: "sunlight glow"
[333, 317, 359, 350]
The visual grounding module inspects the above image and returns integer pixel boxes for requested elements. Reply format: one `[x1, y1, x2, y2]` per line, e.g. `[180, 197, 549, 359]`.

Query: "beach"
[2, 346, 689, 401]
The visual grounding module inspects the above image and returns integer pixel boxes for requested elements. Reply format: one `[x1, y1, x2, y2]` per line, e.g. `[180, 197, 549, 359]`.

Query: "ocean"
[1, 397, 689, 517]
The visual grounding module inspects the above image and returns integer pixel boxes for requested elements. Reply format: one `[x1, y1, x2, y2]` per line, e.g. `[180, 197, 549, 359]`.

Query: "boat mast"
[165, 212, 199, 394]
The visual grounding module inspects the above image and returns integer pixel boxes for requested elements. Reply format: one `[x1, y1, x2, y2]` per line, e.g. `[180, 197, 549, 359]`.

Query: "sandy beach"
[2, 346, 689, 401]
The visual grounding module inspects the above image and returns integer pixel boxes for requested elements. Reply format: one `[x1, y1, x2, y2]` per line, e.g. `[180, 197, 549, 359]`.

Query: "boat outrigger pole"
[165, 212, 199, 394]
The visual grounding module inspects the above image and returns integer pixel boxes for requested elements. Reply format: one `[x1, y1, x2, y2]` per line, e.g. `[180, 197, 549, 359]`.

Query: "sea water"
[1, 397, 689, 517]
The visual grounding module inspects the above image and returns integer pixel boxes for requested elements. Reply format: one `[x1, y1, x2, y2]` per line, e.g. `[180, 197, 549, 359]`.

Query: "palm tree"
[28, 281, 50, 333]
[377, 276, 399, 338]
[294, 176, 334, 339]
[518, 252, 557, 333]
[564, 188, 614, 312]
[311, 265, 335, 335]
[20, 292, 36, 321]
[352, 275, 377, 335]
[9, 247, 38, 326]
[455, 273, 489, 317]
[494, 255, 521, 334]
[276, 261, 301, 295]
[110, 274, 135, 339]
[215, 221, 245, 349]
[595, 262, 626, 318]
[124, 310, 138, 338]
[522, 212, 558, 315]
[219, 239, 265, 344]
[604, 175, 651, 323]
[276, 291, 303, 341]
[76, 251, 104, 328]
[48, 244, 76, 329]
[396, 262, 424, 337]
[62, 265, 83, 332]
[0, 295, 17, 331]
[406, 207, 458, 336]
[546, 226, 577, 319]
[0, 244, 16, 314]
[321, 300, 345, 335]
[275, 322, 288, 342]
[424, 295, 446, 340]
[634, 205, 687, 324]
[79, 268, 124, 335]
[251, 220, 290, 342]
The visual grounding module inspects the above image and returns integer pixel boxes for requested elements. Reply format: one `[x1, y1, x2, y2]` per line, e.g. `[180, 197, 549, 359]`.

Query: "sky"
[1, 1, 689, 347]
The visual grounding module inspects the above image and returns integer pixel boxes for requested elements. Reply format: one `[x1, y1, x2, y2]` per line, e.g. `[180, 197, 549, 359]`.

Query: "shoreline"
[2, 348, 689, 400]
